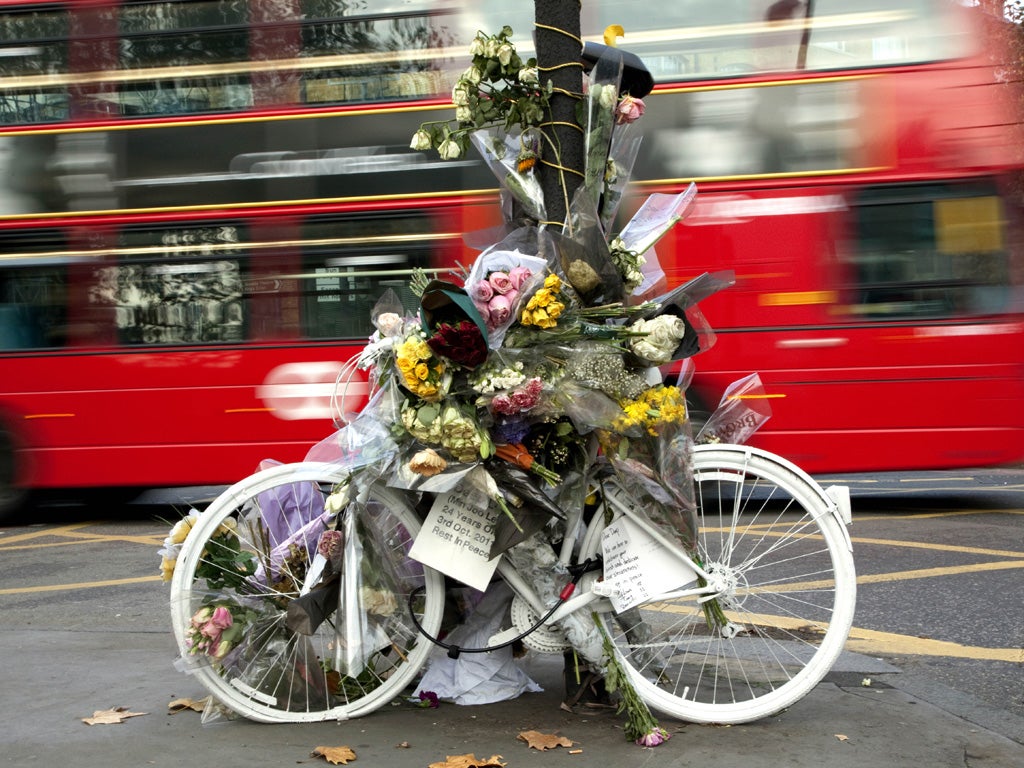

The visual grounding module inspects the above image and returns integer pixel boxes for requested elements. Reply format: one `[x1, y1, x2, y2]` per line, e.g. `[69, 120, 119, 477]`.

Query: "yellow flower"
[415, 362, 430, 381]
[160, 556, 175, 582]
[167, 517, 195, 545]
[544, 274, 561, 290]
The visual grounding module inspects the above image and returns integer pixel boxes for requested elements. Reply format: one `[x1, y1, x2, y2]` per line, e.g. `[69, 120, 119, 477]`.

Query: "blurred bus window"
[581, 0, 969, 81]
[845, 182, 1011, 319]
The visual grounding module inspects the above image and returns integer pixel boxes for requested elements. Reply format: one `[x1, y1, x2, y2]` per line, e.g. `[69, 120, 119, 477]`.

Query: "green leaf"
[416, 404, 439, 426]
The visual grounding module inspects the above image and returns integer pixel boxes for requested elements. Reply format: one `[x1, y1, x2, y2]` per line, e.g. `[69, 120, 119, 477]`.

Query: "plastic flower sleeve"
[550, 219, 625, 307]
[337, 505, 370, 676]
[470, 128, 546, 224]
[635, 270, 736, 322]
[463, 228, 549, 348]
[578, 51, 624, 216]
[695, 372, 773, 445]
[304, 382, 401, 477]
[604, 446, 699, 556]
[599, 119, 644, 234]
[616, 184, 698, 256]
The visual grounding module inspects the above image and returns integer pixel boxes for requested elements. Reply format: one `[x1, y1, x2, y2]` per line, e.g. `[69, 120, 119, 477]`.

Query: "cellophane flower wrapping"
[696, 372, 773, 445]
[464, 228, 550, 348]
[600, 119, 644, 234]
[578, 50, 625, 219]
[471, 127, 546, 224]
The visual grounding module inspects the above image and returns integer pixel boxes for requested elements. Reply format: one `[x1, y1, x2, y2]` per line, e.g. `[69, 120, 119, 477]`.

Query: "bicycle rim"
[593, 445, 856, 724]
[169, 462, 444, 723]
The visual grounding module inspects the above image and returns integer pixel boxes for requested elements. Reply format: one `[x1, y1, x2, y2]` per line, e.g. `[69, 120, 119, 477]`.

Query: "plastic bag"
[696, 373, 773, 445]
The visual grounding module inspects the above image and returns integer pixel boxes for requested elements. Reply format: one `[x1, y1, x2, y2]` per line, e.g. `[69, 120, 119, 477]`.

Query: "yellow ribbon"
[603, 24, 624, 47]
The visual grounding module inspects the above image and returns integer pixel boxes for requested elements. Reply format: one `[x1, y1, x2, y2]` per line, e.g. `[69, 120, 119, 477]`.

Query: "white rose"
[455, 105, 473, 122]
[497, 42, 514, 66]
[438, 138, 462, 160]
[631, 339, 671, 365]
[409, 129, 431, 151]
[647, 315, 686, 348]
[374, 312, 403, 337]
[518, 66, 538, 84]
[597, 83, 616, 110]
[451, 83, 470, 106]
[469, 35, 486, 56]
[462, 65, 482, 85]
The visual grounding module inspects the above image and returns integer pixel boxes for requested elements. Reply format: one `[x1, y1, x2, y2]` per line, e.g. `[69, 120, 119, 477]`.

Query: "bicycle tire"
[582, 444, 856, 724]
[169, 461, 445, 723]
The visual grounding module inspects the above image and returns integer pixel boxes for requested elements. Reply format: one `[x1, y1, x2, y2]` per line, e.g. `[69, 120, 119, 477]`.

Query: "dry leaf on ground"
[311, 745, 357, 765]
[428, 754, 506, 768]
[82, 707, 148, 725]
[835, 734, 850, 742]
[517, 730, 575, 750]
[168, 697, 210, 713]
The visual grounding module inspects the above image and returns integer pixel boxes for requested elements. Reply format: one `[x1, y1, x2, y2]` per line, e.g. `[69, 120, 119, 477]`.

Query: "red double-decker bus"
[0, 0, 1021, 519]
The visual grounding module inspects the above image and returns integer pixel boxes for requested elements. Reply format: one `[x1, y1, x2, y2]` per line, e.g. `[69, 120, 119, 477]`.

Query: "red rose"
[427, 320, 488, 368]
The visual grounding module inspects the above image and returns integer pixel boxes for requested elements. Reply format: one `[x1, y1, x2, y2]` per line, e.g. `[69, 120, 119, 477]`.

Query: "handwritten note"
[409, 484, 501, 591]
[601, 516, 699, 612]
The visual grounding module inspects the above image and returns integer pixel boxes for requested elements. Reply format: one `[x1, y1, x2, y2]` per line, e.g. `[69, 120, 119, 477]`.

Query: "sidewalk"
[4, 628, 1022, 768]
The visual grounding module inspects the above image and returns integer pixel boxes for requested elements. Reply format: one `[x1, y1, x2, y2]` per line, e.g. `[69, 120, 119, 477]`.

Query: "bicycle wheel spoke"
[169, 463, 445, 722]
[588, 446, 856, 724]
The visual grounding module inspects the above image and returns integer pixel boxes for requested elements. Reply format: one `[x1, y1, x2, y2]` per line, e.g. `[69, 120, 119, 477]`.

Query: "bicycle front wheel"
[588, 445, 856, 724]
[168, 462, 444, 723]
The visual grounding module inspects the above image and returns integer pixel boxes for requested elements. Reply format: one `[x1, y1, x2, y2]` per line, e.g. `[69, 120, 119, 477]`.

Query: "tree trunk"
[534, 0, 585, 229]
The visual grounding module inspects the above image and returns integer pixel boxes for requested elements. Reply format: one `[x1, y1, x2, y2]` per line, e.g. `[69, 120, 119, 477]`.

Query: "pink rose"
[508, 266, 532, 289]
[487, 293, 513, 328]
[488, 271, 514, 295]
[209, 606, 233, 630]
[615, 95, 646, 125]
[473, 300, 491, 326]
[470, 280, 494, 303]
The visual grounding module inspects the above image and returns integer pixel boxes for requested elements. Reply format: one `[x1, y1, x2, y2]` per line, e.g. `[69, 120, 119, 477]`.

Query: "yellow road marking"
[0, 575, 163, 595]
[845, 626, 1024, 662]
[850, 536, 1024, 558]
[0, 523, 96, 544]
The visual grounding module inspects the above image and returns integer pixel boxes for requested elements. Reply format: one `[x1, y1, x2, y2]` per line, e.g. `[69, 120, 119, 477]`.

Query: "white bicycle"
[169, 443, 855, 725]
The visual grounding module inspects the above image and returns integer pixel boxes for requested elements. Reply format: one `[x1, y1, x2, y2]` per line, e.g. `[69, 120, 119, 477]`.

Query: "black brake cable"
[405, 557, 602, 659]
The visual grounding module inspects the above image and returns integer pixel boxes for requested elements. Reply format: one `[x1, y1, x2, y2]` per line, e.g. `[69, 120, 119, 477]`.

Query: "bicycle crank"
[509, 595, 571, 653]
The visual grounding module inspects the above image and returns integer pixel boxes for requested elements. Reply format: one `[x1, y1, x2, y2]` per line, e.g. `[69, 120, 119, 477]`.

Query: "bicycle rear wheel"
[586, 445, 856, 724]
[168, 462, 444, 723]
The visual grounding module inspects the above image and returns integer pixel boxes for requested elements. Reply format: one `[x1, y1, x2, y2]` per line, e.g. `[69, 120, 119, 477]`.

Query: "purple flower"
[635, 727, 671, 747]
[417, 691, 440, 708]
[493, 416, 531, 445]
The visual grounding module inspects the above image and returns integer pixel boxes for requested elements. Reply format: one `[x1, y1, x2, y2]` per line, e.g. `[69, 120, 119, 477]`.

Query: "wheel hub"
[704, 562, 746, 609]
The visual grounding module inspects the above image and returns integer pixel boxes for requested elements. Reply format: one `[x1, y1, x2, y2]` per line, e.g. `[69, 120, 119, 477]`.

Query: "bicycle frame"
[489, 485, 720, 649]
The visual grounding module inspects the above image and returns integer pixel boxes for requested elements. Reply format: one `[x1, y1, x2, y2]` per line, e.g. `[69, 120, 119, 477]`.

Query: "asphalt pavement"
[4, 627, 1023, 768]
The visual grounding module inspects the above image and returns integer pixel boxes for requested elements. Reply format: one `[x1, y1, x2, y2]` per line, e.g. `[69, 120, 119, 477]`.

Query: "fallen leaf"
[428, 754, 506, 768]
[311, 746, 357, 765]
[517, 730, 575, 751]
[168, 697, 210, 713]
[396, 742, 411, 749]
[82, 707, 148, 725]
[835, 734, 850, 742]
